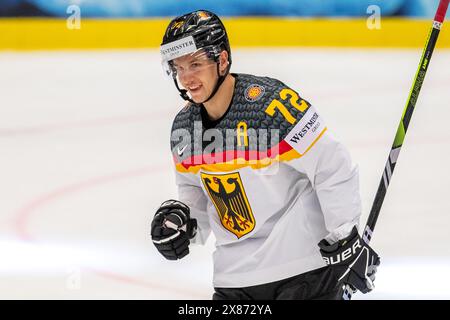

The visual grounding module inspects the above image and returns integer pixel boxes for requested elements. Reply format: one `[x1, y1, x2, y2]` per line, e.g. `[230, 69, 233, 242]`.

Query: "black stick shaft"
[343, 0, 449, 300]
[363, 0, 448, 245]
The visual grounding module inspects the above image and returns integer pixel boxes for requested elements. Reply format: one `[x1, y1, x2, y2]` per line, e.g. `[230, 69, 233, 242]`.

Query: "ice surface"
[0, 48, 449, 299]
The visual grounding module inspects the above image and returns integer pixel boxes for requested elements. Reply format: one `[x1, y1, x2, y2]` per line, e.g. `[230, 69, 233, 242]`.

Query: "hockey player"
[151, 10, 380, 300]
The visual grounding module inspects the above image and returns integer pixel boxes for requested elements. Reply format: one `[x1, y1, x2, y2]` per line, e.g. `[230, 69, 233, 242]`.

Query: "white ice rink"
[0, 48, 449, 299]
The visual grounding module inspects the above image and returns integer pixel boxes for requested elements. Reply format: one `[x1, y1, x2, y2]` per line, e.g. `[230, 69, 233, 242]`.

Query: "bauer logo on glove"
[318, 226, 380, 294]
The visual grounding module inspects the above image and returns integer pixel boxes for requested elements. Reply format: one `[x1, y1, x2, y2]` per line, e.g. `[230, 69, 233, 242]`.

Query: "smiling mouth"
[188, 85, 202, 93]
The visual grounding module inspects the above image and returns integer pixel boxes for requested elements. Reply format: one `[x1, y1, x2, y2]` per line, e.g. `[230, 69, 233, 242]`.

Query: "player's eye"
[190, 62, 202, 70]
[173, 65, 184, 72]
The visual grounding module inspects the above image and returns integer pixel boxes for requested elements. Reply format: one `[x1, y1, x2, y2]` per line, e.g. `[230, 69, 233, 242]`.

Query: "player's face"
[172, 51, 218, 103]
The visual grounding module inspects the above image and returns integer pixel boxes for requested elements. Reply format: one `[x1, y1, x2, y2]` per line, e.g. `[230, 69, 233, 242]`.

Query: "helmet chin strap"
[174, 62, 230, 105]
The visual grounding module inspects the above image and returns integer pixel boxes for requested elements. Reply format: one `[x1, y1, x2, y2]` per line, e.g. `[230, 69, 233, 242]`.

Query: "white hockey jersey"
[170, 73, 361, 288]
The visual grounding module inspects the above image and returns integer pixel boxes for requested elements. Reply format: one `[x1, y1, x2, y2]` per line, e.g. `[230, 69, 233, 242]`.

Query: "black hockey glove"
[151, 200, 197, 260]
[318, 226, 380, 294]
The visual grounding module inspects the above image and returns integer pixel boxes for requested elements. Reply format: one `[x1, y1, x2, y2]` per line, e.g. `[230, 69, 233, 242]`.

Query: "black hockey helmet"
[160, 10, 232, 103]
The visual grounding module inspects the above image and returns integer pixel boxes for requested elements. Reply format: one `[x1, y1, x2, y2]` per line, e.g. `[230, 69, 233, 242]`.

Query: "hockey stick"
[343, 0, 450, 300]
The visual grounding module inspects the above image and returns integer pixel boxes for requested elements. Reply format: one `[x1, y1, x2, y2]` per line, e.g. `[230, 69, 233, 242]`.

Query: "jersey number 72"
[265, 88, 309, 125]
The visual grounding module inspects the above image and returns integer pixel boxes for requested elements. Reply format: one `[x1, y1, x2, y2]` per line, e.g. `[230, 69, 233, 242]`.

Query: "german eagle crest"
[201, 172, 255, 238]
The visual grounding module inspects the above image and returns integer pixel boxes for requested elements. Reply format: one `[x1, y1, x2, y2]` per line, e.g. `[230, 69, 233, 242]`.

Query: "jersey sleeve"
[169, 105, 211, 244]
[175, 170, 211, 245]
[283, 105, 362, 244]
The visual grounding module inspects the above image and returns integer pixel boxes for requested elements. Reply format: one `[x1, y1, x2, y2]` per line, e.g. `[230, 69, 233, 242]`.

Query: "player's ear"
[219, 50, 229, 76]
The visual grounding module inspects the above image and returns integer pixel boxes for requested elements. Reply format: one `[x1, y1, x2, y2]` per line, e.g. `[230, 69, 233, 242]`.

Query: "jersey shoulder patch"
[236, 74, 327, 155]
[237, 75, 314, 136]
[232, 74, 302, 128]
[283, 105, 327, 155]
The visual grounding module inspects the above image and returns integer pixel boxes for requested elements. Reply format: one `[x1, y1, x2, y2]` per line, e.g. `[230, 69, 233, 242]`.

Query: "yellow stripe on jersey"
[175, 127, 327, 174]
